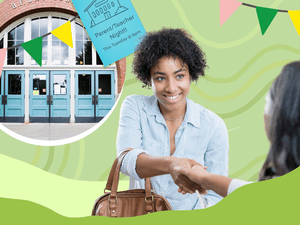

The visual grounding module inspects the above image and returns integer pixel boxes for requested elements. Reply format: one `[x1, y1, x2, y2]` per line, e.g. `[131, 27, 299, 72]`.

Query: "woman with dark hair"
[116, 28, 229, 210]
[177, 61, 300, 197]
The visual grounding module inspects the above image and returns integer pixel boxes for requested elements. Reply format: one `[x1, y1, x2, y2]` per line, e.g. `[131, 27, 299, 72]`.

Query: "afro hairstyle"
[132, 28, 207, 87]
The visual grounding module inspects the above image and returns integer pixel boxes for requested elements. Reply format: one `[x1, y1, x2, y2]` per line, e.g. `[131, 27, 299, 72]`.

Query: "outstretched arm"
[177, 165, 232, 197]
[136, 154, 207, 194]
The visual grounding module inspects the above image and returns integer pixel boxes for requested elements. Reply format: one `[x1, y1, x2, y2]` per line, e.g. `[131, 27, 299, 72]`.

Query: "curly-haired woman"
[117, 28, 229, 210]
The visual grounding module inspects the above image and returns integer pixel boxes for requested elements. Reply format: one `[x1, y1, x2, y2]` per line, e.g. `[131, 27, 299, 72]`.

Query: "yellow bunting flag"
[288, 10, 300, 36]
[51, 21, 73, 48]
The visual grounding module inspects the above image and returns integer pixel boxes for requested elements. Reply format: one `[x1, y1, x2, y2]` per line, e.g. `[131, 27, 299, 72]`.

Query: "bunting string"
[6, 15, 79, 50]
[241, 3, 288, 13]
[0, 14, 79, 67]
[220, 0, 300, 35]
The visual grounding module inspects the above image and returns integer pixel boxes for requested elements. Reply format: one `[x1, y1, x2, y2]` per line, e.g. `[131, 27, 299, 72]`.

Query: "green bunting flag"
[21, 37, 43, 66]
[256, 7, 278, 35]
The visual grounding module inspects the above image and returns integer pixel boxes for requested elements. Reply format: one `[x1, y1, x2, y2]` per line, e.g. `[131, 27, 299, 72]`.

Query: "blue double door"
[29, 71, 70, 123]
[0, 71, 25, 122]
[75, 70, 115, 123]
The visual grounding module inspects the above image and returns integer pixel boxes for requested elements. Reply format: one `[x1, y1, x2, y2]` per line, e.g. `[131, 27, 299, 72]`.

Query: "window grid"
[31, 17, 48, 65]
[52, 17, 69, 65]
[4, 16, 104, 66]
[7, 23, 24, 65]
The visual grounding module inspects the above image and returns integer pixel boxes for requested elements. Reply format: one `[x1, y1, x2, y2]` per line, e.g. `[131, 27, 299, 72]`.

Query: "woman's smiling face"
[150, 56, 191, 115]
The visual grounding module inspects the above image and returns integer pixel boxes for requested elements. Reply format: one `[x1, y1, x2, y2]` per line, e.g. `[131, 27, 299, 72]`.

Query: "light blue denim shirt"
[117, 95, 229, 210]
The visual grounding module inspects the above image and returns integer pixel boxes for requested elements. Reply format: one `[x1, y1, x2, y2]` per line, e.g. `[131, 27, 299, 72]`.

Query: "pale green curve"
[124, 78, 138, 87]
[98, 167, 130, 181]
[229, 154, 267, 178]
[43, 147, 55, 171]
[206, 45, 300, 83]
[30, 146, 43, 166]
[218, 79, 274, 119]
[56, 144, 70, 176]
[73, 139, 85, 180]
[98, 167, 112, 181]
[171, 0, 284, 48]
[126, 55, 134, 66]
[248, 171, 260, 182]
[192, 60, 291, 102]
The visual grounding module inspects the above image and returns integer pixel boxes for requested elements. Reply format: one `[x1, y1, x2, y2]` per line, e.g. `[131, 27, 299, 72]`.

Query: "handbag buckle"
[108, 195, 117, 203]
[145, 195, 154, 202]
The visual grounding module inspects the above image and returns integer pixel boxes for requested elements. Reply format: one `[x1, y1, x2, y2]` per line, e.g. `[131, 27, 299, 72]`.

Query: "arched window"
[75, 23, 103, 65]
[31, 17, 48, 65]
[4, 16, 103, 66]
[75, 23, 92, 65]
[7, 23, 24, 65]
[52, 17, 69, 65]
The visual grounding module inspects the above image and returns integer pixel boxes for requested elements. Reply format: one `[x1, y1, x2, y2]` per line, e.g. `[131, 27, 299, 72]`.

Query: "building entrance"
[29, 70, 70, 123]
[0, 70, 25, 122]
[75, 70, 115, 123]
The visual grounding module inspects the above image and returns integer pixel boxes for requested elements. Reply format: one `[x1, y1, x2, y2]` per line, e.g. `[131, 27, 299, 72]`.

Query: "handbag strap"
[104, 148, 132, 193]
[108, 148, 153, 216]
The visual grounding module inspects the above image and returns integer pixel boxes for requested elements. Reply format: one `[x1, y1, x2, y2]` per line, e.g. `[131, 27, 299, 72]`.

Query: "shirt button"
[161, 191, 164, 195]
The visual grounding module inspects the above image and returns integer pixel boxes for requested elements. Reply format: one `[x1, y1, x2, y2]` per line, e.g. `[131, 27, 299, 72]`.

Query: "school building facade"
[0, 0, 126, 123]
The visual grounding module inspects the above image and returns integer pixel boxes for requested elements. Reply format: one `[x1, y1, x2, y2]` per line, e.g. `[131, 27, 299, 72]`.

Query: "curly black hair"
[132, 28, 207, 87]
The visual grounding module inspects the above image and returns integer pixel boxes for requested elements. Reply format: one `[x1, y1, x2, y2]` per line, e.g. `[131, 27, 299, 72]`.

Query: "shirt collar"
[185, 98, 200, 128]
[143, 95, 201, 128]
[144, 96, 165, 124]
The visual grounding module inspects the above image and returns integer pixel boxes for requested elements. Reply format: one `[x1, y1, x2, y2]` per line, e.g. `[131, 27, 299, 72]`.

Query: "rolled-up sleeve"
[227, 179, 251, 196]
[117, 95, 149, 181]
[204, 117, 229, 207]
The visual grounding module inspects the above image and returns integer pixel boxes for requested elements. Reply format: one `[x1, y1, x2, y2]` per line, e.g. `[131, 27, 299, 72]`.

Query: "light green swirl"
[229, 154, 267, 178]
[30, 146, 42, 166]
[248, 171, 260, 182]
[73, 139, 85, 180]
[56, 144, 70, 176]
[43, 147, 55, 171]
[218, 79, 274, 119]
[192, 60, 291, 102]
[98, 167, 112, 181]
[206, 45, 300, 83]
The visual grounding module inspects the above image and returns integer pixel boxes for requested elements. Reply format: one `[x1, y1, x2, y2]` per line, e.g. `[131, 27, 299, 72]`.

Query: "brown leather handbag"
[92, 149, 172, 217]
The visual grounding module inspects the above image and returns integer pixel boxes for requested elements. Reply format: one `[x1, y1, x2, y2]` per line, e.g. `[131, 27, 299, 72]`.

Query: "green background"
[1, 0, 300, 224]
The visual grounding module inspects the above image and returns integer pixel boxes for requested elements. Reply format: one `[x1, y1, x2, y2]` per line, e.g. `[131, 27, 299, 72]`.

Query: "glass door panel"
[29, 71, 49, 122]
[95, 70, 114, 119]
[75, 71, 94, 122]
[50, 71, 70, 122]
[5, 71, 25, 121]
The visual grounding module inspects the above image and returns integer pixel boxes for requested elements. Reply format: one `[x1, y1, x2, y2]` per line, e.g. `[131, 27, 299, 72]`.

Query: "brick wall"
[0, 0, 126, 93]
[116, 57, 126, 93]
[0, 0, 77, 32]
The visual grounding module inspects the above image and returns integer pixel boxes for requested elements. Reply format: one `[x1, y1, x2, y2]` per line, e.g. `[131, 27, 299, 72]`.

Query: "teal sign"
[72, 0, 146, 66]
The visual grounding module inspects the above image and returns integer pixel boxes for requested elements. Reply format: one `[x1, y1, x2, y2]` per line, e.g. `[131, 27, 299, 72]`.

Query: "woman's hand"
[177, 164, 234, 198]
[169, 158, 207, 195]
[176, 164, 210, 190]
[176, 164, 210, 194]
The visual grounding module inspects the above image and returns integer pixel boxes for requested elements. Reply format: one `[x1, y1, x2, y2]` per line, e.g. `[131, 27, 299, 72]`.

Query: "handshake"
[169, 157, 211, 195]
